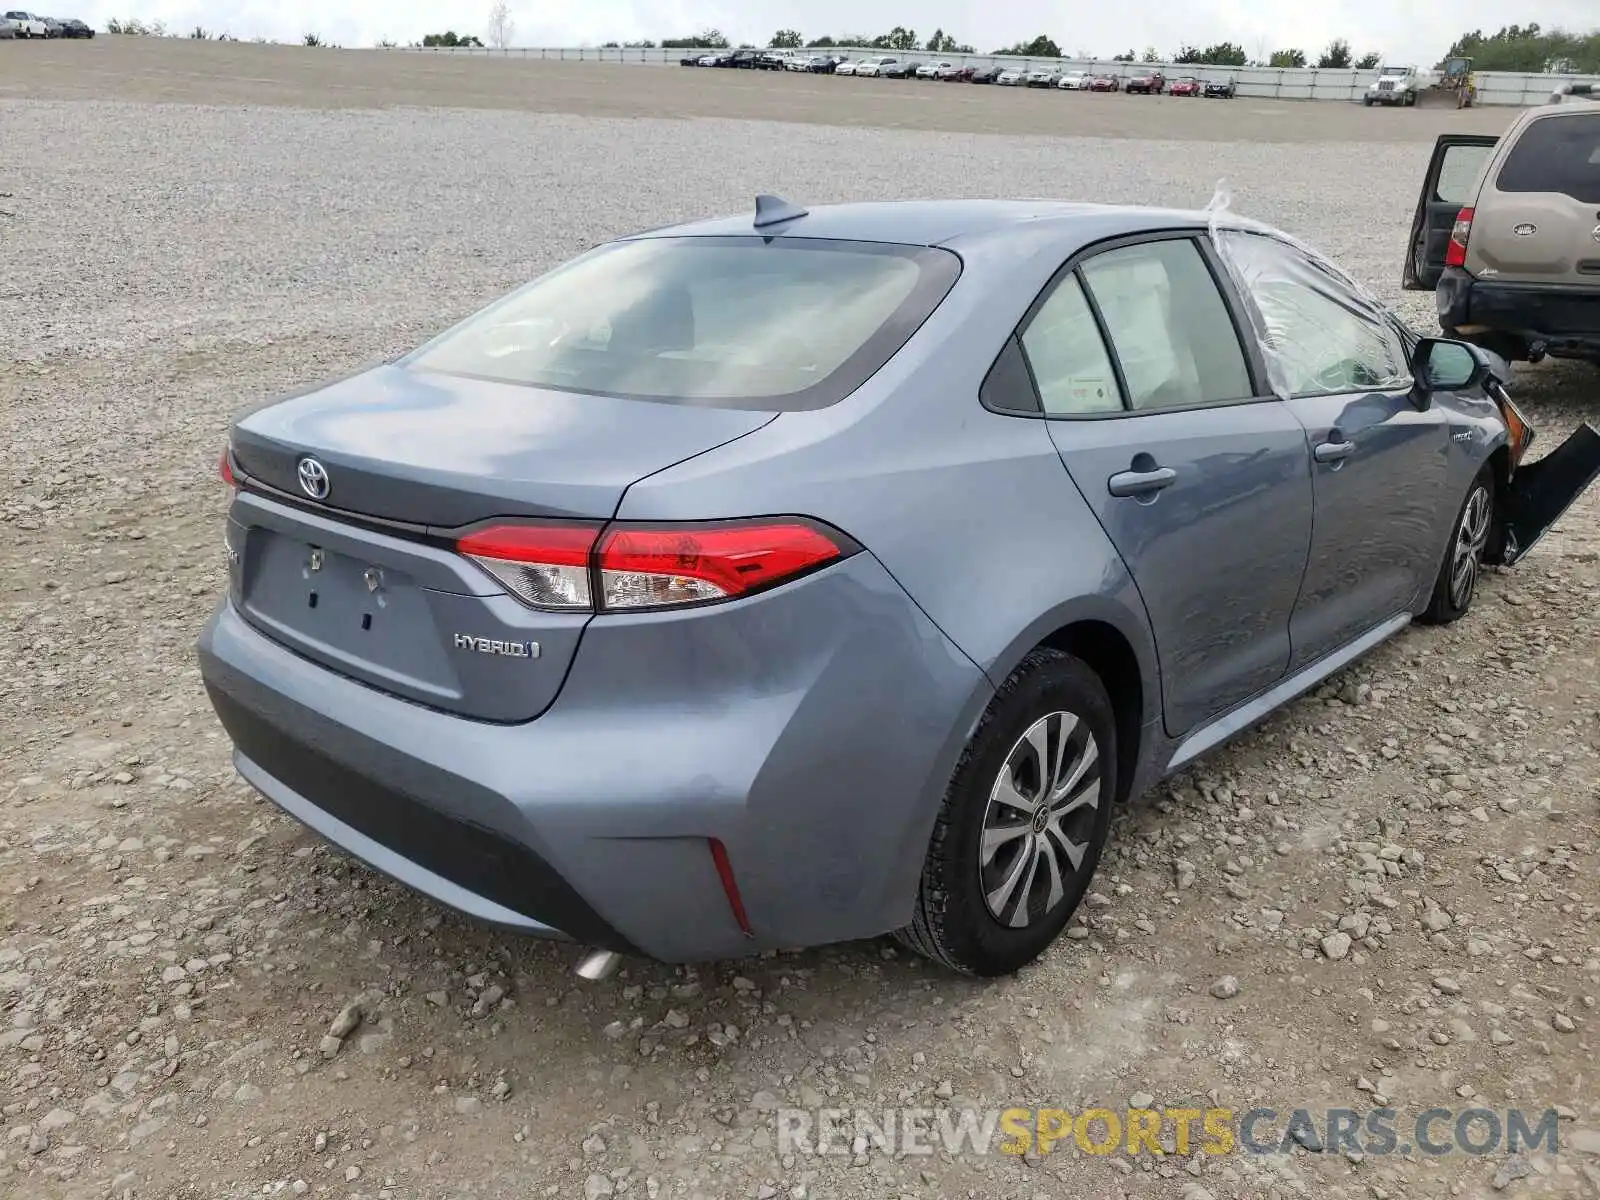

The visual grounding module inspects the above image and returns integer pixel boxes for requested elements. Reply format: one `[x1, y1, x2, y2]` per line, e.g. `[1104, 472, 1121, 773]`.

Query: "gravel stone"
[328, 1000, 363, 1039]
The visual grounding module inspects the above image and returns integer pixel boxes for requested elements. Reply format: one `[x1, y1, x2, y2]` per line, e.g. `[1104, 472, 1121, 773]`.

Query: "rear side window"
[1496, 113, 1600, 204]
[1079, 239, 1254, 411]
[1019, 276, 1123, 416]
[404, 237, 960, 411]
[1435, 142, 1495, 205]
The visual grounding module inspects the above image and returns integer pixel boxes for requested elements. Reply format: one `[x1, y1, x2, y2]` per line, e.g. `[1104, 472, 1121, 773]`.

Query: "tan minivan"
[1403, 85, 1600, 364]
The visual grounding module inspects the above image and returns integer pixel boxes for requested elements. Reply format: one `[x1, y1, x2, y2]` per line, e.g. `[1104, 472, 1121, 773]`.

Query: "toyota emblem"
[297, 456, 330, 500]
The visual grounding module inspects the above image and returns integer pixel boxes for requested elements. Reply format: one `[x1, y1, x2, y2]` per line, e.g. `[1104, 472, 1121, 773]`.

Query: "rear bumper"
[197, 551, 990, 963]
[1438, 268, 1600, 357]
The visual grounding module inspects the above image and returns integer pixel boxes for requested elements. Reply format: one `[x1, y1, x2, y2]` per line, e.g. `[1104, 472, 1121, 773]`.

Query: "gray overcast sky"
[84, 0, 1595, 65]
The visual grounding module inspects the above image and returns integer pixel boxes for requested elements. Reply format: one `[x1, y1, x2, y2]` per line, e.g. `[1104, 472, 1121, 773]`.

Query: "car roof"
[1479, 98, 1597, 148]
[1520, 99, 1600, 121]
[623, 199, 1254, 250]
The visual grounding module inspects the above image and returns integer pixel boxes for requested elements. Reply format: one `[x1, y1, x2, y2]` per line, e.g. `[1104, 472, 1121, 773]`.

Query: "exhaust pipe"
[574, 949, 622, 981]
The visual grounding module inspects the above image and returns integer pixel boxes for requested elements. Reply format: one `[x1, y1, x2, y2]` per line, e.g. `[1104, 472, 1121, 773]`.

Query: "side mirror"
[1411, 337, 1503, 405]
[1473, 342, 1512, 387]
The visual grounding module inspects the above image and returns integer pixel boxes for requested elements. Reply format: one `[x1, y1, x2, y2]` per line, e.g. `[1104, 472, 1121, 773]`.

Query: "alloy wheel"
[979, 711, 1102, 928]
[1450, 484, 1491, 609]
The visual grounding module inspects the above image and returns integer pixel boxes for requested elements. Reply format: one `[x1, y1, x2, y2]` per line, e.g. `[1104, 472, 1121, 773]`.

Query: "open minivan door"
[1402, 133, 1499, 291]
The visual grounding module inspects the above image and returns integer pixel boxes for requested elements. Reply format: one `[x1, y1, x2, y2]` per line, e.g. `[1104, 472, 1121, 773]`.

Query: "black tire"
[895, 648, 1118, 977]
[1418, 466, 1494, 626]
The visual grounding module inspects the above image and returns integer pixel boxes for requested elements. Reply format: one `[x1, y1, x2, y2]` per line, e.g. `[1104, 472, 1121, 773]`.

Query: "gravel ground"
[2, 43, 1599, 1200]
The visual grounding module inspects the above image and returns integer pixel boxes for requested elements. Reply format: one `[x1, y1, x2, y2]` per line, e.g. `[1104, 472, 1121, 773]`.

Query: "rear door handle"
[1314, 439, 1355, 464]
[1107, 466, 1177, 497]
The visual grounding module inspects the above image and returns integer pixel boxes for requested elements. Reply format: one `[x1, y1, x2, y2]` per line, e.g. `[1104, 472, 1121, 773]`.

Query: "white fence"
[393, 44, 1600, 107]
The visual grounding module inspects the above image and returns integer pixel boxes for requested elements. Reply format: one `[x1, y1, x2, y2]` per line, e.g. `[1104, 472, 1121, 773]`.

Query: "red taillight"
[1445, 207, 1474, 268]
[596, 521, 845, 610]
[455, 518, 852, 612]
[220, 448, 237, 488]
[456, 522, 600, 610]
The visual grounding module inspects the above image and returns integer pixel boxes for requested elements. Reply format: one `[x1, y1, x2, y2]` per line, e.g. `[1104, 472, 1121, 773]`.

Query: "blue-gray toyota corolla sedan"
[197, 198, 1598, 977]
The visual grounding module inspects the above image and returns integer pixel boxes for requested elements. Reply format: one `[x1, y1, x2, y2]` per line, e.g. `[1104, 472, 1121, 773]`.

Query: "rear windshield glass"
[1496, 113, 1600, 204]
[404, 237, 960, 411]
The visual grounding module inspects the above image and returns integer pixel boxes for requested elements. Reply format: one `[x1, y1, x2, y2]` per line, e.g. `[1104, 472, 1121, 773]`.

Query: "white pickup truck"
[5, 10, 49, 36]
[1364, 64, 1423, 106]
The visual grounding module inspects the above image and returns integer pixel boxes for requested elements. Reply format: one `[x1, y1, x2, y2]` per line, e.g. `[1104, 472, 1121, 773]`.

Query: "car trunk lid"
[229, 363, 774, 525]
[226, 363, 774, 722]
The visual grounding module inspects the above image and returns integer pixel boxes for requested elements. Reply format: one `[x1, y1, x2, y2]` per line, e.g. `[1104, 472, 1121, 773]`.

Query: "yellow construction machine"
[1416, 57, 1477, 108]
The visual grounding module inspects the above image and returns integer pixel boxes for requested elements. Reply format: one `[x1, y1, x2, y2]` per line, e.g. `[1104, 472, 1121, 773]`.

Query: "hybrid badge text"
[453, 634, 540, 659]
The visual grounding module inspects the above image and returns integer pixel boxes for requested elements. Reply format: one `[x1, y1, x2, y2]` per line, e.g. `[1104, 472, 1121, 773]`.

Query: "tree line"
[1442, 24, 1600, 73]
[642, 29, 1377, 66]
[633, 24, 1598, 71]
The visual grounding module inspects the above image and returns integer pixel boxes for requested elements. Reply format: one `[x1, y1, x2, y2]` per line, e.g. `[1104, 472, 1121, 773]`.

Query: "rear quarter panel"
[615, 221, 1163, 735]
[611, 223, 1165, 918]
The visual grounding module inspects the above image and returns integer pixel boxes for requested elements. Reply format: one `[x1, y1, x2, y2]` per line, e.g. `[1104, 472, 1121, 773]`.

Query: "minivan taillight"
[1445, 207, 1474, 268]
[456, 518, 856, 613]
[219, 447, 237, 488]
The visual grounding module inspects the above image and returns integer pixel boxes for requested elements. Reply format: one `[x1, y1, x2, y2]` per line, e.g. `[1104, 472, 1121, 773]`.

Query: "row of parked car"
[2, 10, 92, 35]
[678, 50, 1240, 96]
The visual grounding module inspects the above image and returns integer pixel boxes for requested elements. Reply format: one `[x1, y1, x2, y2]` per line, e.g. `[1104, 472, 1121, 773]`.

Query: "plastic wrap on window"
[1206, 183, 1410, 400]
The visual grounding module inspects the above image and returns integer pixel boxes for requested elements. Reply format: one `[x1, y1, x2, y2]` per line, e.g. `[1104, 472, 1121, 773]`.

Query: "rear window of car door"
[1496, 112, 1600, 204]
[1078, 238, 1255, 411]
